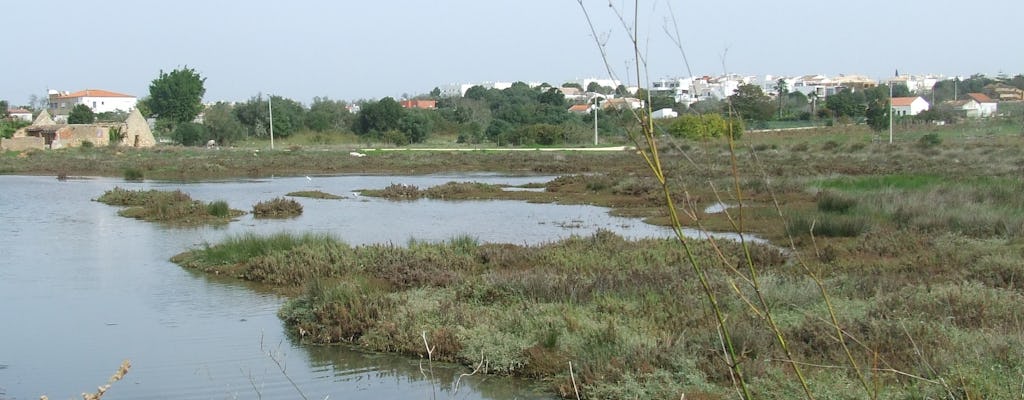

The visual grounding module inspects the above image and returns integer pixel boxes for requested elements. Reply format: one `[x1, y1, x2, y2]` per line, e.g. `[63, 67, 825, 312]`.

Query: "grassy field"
[10, 119, 1024, 398]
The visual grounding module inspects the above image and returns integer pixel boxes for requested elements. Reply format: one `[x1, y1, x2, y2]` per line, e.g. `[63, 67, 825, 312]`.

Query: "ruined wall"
[51, 125, 112, 149]
[1, 137, 46, 151]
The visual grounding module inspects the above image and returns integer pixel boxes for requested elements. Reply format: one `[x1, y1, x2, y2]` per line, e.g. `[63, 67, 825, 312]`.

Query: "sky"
[3, 0, 1023, 106]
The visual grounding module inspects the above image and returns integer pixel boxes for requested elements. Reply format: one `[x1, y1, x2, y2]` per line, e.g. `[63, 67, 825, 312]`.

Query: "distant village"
[3, 72, 1023, 151]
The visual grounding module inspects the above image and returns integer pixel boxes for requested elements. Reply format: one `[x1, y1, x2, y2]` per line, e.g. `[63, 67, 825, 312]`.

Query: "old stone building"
[2, 108, 155, 150]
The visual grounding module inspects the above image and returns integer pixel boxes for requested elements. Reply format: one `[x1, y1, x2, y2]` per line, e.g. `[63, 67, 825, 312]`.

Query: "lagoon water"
[0, 174, 675, 400]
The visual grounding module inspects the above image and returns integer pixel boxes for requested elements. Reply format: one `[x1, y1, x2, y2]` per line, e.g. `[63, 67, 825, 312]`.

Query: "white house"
[48, 89, 137, 116]
[651, 108, 678, 119]
[7, 108, 33, 122]
[966, 93, 997, 117]
[943, 99, 982, 118]
[891, 96, 929, 116]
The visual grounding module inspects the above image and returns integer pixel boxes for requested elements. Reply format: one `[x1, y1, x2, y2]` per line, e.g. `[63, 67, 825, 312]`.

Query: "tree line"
[112, 68, 1024, 146]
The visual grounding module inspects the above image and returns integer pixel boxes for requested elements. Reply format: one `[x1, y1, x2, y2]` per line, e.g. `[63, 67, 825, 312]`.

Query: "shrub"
[786, 213, 870, 237]
[123, 168, 144, 181]
[917, 133, 942, 148]
[380, 183, 420, 199]
[252, 197, 303, 218]
[207, 200, 231, 217]
[816, 190, 857, 213]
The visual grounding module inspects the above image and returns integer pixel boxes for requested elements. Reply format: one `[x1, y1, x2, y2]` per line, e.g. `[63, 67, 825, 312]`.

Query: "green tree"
[202, 102, 245, 145]
[135, 97, 152, 118]
[234, 96, 270, 138]
[824, 89, 865, 119]
[398, 109, 432, 143]
[148, 67, 206, 128]
[649, 95, 676, 112]
[775, 79, 788, 119]
[306, 97, 351, 132]
[172, 122, 207, 146]
[666, 113, 743, 140]
[68, 104, 96, 124]
[586, 81, 613, 95]
[0, 100, 8, 117]
[266, 95, 305, 138]
[728, 84, 774, 121]
[354, 97, 404, 136]
[865, 98, 890, 132]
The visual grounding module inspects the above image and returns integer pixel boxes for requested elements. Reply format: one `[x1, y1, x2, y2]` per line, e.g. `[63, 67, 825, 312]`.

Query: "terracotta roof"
[966, 93, 995, 103]
[891, 97, 921, 107]
[568, 104, 591, 113]
[56, 89, 135, 99]
[8, 108, 32, 114]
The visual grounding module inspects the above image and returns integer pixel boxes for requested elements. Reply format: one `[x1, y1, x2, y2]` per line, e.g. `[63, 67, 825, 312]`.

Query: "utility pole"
[889, 81, 893, 144]
[268, 94, 274, 150]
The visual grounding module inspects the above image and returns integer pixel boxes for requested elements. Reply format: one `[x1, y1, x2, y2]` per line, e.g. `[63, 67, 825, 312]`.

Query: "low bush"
[252, 197, 303, 218]
[816, 190, 857, 213]
[123, 168, 144, 181]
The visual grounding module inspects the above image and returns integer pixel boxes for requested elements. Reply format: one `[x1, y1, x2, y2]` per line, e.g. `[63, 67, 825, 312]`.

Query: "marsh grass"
[253, 197, 303, 218]
[287, 190, 345, 199]
[97, 187, 243, 225]
[172, 228, 1024, 398]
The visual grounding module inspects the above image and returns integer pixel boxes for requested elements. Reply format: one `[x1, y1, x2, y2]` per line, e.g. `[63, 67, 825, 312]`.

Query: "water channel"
[0, 174, 678, 400]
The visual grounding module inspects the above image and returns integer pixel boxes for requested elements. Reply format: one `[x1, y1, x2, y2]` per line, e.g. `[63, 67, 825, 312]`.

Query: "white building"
[651, 108, 678, 119]
[966, 93, 997, 117]
[7, 108, 33, 122]
[48, 89, 137, 116]
[891, 96, 930, 116]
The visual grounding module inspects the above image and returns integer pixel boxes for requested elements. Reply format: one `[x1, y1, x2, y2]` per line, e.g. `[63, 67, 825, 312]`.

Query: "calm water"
[0, 174, 676, 400]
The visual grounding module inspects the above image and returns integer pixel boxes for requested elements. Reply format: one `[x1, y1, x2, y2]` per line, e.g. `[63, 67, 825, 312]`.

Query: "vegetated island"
[96, 187, 244, 225]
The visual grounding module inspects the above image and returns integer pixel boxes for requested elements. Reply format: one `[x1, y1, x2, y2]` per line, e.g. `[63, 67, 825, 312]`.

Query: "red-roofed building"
[399, 99, 436, 109]
[965, 93, 997, 117]
[891, 96, 929, 116]
[47, 89, 138, 117]
[567, 104, 591, 114]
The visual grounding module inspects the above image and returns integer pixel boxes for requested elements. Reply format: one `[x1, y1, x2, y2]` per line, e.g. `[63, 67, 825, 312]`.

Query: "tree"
[824, 89, 865, 119]
[203, 102, 245, 145]
[68, 104, 96, 124]
[665, 113, 743, 140]
[354, 97, 404, 136]
[234, 96, 270, 138]
[0, 100, 9, 117]
[148, 67, 206, 128]
[775, 79, 788, 119]
[586, 81, 613, 95]
[172, 122, 207, 146]
[306, 97, 351, 133]
[865, 98, 890, 132]
[266, 95, 305, 138]
[398, 109, 432, 143]
[728, 84, 774, 121]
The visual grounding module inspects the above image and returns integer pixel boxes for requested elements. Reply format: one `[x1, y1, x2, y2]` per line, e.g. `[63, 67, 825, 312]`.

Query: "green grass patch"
[816, 174, 943, 192]
[286, 190, 345, 199]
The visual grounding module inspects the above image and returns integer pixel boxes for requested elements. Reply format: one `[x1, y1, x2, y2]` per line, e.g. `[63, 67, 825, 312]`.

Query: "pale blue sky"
[3, 0, 1021, 106]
